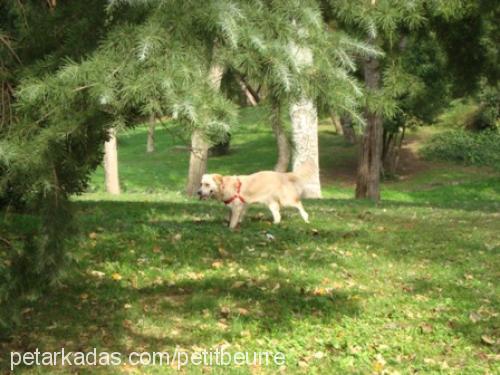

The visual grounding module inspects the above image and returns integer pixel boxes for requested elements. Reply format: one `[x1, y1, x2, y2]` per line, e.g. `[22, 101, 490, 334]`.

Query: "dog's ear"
[212, 174, 223, 186]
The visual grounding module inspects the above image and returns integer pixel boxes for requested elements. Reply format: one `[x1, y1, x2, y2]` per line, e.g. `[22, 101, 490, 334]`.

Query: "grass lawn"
[2, 107, 499, 374]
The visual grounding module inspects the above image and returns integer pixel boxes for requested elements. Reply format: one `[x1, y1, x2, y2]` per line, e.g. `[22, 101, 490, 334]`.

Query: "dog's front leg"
[238, 205, 247, 224]
[225, 208, 232, 224]
[229, 205, 243, 229]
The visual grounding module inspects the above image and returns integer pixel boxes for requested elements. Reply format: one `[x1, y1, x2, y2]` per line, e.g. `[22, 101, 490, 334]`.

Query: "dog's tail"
[291, 159, 316, 181]
[288, 159, 317, 196]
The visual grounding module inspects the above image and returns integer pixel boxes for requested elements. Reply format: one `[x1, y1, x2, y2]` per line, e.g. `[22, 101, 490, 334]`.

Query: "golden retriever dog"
[197, 161, 314, 229]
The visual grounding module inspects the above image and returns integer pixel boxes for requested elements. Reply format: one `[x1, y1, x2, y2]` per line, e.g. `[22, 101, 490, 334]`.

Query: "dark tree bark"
[382, 124, 406, 176]
[356, 44, 383, 201]
[271, 97, 291, 172]
[381, 34, 408, 176]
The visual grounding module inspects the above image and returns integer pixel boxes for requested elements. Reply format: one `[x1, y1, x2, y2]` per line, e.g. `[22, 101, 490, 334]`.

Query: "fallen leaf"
[218, 247, 229, 257]
[298, 360, 309, 368]
[212, 260, 223, 269]
[88, 232, 97, 239]
[88, 270, 105, 279]
[240, 330, 251, 337]
[237, 307, 249, 316]
[187, 272, 204, 280]
[265, 233, 275, 241]
[21, 308, 33, 315]
[313, 351, 325, 359]
[420, 323, 433, 333]
[469, 312, 481, 323]
[217, 320, 229, 331]
[231, 281, 245, 289]
[481, 335, 495, 345]
[220, 306, 230, 317]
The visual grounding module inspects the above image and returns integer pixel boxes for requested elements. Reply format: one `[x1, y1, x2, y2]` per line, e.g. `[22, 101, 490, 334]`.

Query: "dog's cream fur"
[198, 161, 314, 229]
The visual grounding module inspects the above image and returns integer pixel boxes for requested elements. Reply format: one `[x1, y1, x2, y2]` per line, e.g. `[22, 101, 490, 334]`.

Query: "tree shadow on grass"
[1, 199, 361, 373]
[1, 273, 361, 372]
[404, 277, 499, 350]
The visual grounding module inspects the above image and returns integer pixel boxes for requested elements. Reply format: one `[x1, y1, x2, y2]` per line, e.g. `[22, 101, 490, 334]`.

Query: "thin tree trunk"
[237, 77, 258, 106]
[186, 60, 224, 196]
[104, 127, 120, 195]
[271, 98, 290, 172]
[383, 124, 406, 176]
[331, 113, 343, 134]
[240, 75, 260, 103]
[355, 44, 383, 201]
[146, 121, 155, 153]
[341, 115, 357, 144]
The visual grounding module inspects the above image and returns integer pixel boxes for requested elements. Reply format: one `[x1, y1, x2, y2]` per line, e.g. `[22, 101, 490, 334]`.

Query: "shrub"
[422, 130, 500, 170]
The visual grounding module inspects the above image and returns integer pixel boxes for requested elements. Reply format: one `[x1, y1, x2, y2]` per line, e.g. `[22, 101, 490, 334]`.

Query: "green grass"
[2, 107, 499, 374]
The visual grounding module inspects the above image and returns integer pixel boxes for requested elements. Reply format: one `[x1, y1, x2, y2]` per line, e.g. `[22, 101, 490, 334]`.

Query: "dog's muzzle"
[197, 188, 213, 200]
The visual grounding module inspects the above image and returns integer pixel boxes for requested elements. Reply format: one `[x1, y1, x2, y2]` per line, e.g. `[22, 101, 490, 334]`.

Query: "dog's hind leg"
[268, 201, 281, 224]
[293, 200, 309, 223]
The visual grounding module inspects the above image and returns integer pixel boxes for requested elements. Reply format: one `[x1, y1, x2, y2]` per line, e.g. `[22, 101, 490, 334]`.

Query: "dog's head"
[197, 174, 223, 200]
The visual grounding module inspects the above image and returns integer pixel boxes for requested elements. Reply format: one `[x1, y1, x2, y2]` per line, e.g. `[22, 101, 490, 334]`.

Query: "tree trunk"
[237, 77, 258, 106]
[186, 61, 224, 196]
[290, 98, 322, 198]
[340, 115, 357, 144]
[331, 113, 343, 134]
[103, 127, 120, 195]
[289, 41, 321, 198]
[146, 122, 155, 153]
[355, 48, 383, 201]
[382, 124, 405, 176]
[271, 98, 290, 172]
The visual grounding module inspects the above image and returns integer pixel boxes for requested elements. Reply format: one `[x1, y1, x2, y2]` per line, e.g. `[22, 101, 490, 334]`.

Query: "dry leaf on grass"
[469, 312, 481, 323]
[220, 306, 231, 318]
[420, 323, 433, 333]
[231, 281, 245, 289]
[481, 335, 495, 345]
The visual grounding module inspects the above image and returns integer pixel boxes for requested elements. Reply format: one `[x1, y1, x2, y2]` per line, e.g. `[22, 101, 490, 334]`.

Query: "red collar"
[223, 179, 246, 205]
